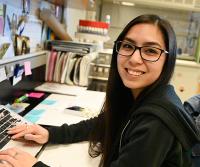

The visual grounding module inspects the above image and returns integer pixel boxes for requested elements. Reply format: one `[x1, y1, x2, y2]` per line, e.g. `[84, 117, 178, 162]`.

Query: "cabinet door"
[171, 65, 200, 102]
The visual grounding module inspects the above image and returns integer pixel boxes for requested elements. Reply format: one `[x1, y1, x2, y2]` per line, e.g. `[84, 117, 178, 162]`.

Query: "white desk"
[35, 90, 105, 126]
[29, 90, 105, 166]
[38, 142, 101, 167]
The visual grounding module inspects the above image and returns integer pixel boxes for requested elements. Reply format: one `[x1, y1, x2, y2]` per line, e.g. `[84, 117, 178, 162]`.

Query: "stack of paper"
[34, 90, 105, 126]
[35, 82, 87, 96]
[47, 40, 98, 54]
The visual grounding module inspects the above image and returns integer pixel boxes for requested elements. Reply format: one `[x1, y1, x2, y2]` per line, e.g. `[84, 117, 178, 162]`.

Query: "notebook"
[0, 105, 42, 157]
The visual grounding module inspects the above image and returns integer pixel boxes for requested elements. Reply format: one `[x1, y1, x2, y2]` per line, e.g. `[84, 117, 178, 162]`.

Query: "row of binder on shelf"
[46, 40, 98, 54]
[45, 51, 97, 86]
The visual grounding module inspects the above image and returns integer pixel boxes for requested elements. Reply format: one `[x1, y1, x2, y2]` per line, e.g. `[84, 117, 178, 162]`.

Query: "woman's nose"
[129, 49, 143, 64]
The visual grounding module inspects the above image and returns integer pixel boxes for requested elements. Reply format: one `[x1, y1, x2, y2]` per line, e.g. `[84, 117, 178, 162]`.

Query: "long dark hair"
[89, 14, 177, 166]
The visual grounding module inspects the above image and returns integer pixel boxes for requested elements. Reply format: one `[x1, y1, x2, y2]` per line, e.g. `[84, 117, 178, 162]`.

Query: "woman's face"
[117, 23, 167, 98]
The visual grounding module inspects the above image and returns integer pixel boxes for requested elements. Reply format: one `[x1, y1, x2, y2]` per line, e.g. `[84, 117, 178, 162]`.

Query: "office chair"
[184, 95, 200, 167]
[184, 95, 200, 118]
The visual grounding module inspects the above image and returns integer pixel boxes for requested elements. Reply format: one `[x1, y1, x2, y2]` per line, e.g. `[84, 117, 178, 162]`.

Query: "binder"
[79, 52, 98, 86]
[60, 52, 70, 84]
[53, 51, 62, 82]
[73, 57, 82, 85]
[79, 56, 91, 86]
[60, 53, 69, 82]
[47, 51, 57, 82]
[65, 55, 77, 85]
[55, 52, 65, 82]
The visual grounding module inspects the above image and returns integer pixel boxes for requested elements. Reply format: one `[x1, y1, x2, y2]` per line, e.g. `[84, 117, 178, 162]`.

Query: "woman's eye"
[122, 44, 132, 49]
[144, 48, 159, 55]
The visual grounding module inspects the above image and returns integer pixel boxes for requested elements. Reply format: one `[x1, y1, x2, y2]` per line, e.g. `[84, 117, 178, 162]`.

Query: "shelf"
[176, 59, 200, 68]
[89, 76, 108, 81]
[90, 62, 110, 67]
[112, 0, 200, 12]
[99, 48, 113, 54]
[0, 51, 48, 69]
[75, 32, 110, 42]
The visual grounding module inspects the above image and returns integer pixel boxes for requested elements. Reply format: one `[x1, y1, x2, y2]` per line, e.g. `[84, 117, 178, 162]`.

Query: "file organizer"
[45, 50, 98, 87]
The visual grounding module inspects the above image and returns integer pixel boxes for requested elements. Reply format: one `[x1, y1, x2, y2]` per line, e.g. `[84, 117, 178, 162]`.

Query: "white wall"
[101, 2, 199, 57]
[0, 0, 87, 40]
[64, 7, 86, 39]
[0, 0, 41, 15]
[63, 0, 87, 39]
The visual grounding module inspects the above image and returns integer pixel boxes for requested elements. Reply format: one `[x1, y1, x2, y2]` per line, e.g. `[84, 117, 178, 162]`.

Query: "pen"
[15, 94, 29, 103]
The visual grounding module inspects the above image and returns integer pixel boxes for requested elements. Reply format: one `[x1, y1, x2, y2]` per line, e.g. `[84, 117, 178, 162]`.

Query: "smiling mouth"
[126, 68, 145, 76]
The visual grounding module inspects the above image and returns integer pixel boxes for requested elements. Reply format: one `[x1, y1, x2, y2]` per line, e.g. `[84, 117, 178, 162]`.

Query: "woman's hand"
[0, 147, 37, 167]
[7, 124, 49, 144]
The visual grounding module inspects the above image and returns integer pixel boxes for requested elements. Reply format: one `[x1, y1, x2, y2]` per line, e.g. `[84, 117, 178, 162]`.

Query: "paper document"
[38, 142, 100, 167]
[33, 93, 82, 126]
[71, 90, 105, 113]
[34, 91, 105, 126]
[35, 82, 87, 96]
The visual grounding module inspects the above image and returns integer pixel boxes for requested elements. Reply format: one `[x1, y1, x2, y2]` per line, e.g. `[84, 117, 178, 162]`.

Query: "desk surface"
[34, 90, 105, 126]
[38, 142, 101, 167]
[28, 89, 105, 166]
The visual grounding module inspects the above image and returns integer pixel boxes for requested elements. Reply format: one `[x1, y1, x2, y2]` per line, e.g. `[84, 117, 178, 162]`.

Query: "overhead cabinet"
[113, 0, 200, 11]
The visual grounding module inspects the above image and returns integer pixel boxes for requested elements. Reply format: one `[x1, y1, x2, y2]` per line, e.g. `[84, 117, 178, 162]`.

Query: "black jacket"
[33, 84, 200, 167]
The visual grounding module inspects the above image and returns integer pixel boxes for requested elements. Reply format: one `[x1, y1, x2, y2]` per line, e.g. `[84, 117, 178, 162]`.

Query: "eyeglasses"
[115, 41, 168, 62]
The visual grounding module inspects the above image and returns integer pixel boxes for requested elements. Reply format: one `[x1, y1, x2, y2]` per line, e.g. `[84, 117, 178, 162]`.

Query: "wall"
[101, 2, 199, 57]
[0, 0, 47, 89]
[0, 0, 46, 53]
[0, 0, 41, 16]
[64, 0, 86, 38]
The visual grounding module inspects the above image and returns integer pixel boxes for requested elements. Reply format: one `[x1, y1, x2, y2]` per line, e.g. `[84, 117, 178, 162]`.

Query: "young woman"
[0, 14, 199, 167]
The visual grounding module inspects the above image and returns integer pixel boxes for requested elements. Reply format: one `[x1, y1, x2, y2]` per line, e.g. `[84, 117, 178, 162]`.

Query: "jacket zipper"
[119, 119, 131, 153]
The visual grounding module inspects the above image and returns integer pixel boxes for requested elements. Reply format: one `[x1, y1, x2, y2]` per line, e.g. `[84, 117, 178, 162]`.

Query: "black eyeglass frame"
[115, 40, 169, 62]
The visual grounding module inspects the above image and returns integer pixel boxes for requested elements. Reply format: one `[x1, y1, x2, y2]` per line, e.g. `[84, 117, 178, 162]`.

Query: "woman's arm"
[48, 113, 104, 144]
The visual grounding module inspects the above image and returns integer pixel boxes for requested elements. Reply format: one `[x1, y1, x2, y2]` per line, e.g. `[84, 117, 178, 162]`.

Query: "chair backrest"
[184, 95, 200, 118]
[184, 95, 200, 167]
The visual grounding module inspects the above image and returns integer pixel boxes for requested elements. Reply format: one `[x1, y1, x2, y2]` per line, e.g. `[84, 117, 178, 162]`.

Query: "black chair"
[184, 95, 200, 118]
[184, 95, 200, 167]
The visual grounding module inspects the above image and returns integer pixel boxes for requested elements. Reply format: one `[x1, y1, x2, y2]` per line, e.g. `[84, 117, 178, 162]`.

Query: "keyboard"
[0, 106, 27, 149]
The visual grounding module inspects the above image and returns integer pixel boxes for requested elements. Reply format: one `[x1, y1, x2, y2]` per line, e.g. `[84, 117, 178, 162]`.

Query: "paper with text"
[35, 82, 87, 96]
[34, 91, 105, 126]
